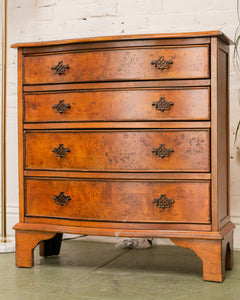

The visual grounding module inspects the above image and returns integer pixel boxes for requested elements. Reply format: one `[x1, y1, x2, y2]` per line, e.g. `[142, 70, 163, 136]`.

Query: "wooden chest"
[12, 31, 234, 282]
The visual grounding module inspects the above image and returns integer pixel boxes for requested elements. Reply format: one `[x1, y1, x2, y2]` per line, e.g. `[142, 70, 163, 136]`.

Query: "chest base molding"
[14, 221, 234, 282]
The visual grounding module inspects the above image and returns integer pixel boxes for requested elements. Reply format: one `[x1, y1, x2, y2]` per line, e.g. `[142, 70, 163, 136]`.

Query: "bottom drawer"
[25, 178, 210, 224]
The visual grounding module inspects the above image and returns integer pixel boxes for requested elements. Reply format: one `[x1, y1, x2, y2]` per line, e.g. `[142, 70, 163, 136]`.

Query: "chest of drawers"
[12, 31, 234, 282]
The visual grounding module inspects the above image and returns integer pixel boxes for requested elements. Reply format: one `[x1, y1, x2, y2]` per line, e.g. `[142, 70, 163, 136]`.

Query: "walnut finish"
[13, 31, 234, 282]
[23, 46, 209, 84]
[25, 178, 210, 223]
[15, 230, 56, 267]
[24, 130, 210, 172]
[24, 88, 210, 123]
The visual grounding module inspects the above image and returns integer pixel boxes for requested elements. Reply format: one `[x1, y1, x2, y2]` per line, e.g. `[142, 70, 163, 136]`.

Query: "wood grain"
[23, 170, 211, 180]
[23, 46, 209, 84]
[23, 79, 211, 92]
[171, 229, 234, 282]
[171, 238, 223, 282]
[13, 32, 234, 281]
[25, 216, 211, 231]
[24, 88, 210, 123]
[13, 221, 235, 240]
[18, 48, 25, 223]
[25, 178, 211, 223]
[15, 230, 56, 267]
[11, 30, 232, 48]
[24, 129, 210, 172]
[217, 45, 229, 223]
[23, 121, 211, 130]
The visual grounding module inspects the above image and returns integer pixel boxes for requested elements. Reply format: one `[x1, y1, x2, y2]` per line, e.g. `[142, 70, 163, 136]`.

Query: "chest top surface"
[11, 30, 233, 48]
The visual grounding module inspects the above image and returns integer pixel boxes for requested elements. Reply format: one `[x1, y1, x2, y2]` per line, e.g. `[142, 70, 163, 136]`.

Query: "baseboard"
[0, 206, 19, 236]
[2, 209, 240, 249]
[229, 216, 240, 249]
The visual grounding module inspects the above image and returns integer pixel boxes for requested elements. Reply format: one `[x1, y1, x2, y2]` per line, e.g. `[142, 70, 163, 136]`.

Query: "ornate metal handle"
[52, 144, 70, 158]
[53, 192, 71, 206]
[52, 100, 71, 114]
[153, 194, 175, 210]
[51, 61, 69, 75]
[152, 97, 174, 112]
[151, 56, 173, 71]
[152, 144, 174, 158]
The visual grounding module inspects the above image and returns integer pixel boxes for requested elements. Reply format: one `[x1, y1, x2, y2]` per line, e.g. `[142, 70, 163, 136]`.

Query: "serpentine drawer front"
[23, 45, 209, 84]
[24, 130, 210, 172]
[12, 31, 234, 282]
[25, 178, 210, 223]
[24, 88, 210, 123]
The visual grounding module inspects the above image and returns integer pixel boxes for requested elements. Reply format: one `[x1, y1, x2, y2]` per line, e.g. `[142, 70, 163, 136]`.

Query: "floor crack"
[95, 249, 130, 271]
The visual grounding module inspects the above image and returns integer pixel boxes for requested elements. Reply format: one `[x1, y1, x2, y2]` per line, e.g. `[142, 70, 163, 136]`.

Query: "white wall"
[0, 0, 240, 247]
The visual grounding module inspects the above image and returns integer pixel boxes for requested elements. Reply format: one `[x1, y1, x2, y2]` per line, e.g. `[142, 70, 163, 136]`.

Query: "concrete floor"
[0, 239, 239, 300]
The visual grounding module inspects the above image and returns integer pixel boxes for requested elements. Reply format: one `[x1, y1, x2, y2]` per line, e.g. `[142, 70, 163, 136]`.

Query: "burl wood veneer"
[12, 31, 234, 282]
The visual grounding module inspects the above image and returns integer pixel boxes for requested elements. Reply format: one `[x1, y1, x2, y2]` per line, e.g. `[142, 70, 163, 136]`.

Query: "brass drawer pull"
[52, 144, 70, 158]
[153, 194, 175, 210]
[151, 56, 173, 70]
[152, 144, 174, 158]
[51, 61, 69, 75]
[53, 192, 71, 206]
[152, 97, 174, 112]
[52, 100, 71, 114]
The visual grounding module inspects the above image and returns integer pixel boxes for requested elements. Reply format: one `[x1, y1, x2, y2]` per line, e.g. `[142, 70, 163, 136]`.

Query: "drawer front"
[23, 46, 209, 84]
[24, 88, 210, 123]
[25, 130, 210, 172]
[25, 178, 211, 224]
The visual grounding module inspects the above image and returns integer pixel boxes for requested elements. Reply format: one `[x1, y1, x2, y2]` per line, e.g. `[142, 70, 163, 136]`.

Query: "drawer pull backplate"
[153, 194, 175, 210]
[152, 97, 174, 112]
[51, 61, 69, 75]
[52, 144, 70, 158]
[152, 144, 174, 158]
[151, 56, 173, 70]
[52, 100, 71, 114]
[53, 192, 71, 206]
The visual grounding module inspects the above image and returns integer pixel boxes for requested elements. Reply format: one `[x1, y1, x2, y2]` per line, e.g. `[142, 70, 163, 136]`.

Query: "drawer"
[25, 178, 211, 224]
[25, 130, 210, 172]
[24, 88, 210, 122]
[23, 45, 209, 84]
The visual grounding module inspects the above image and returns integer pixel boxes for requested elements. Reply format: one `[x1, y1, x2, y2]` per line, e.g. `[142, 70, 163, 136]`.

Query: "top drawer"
[23, 45, 209, 85]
